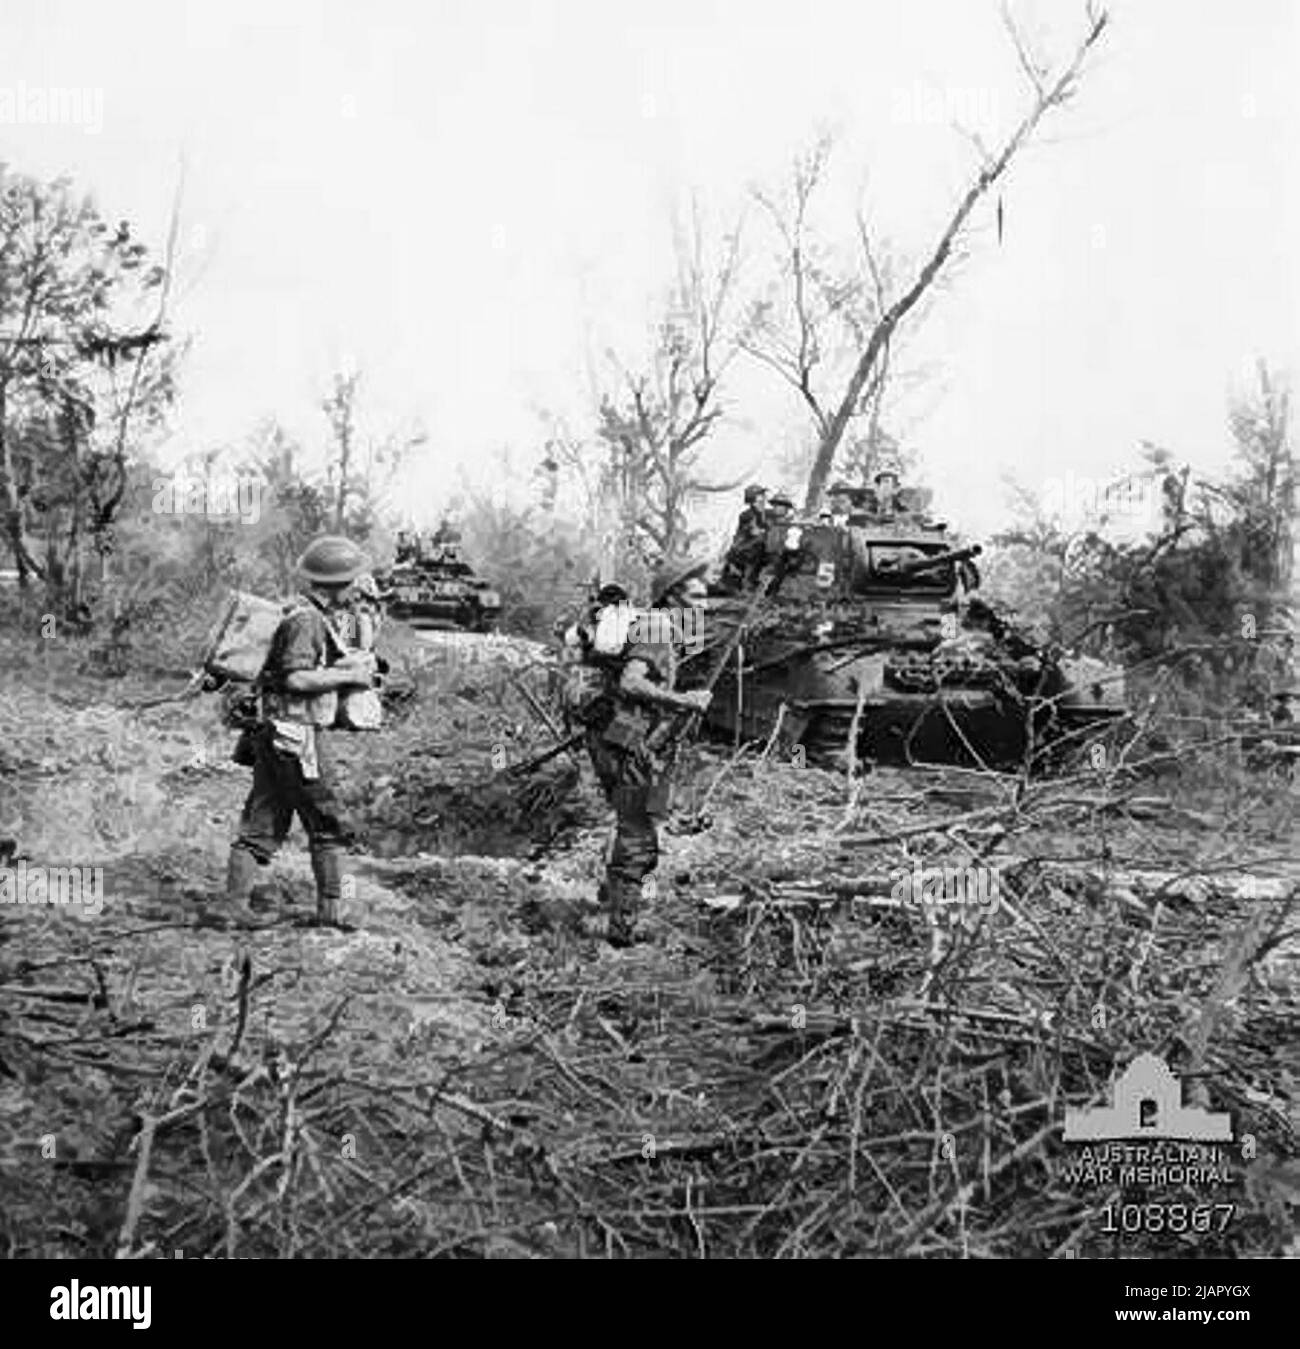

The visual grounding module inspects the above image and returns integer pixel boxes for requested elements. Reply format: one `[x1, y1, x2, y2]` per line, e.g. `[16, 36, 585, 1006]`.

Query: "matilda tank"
[376, 530, 502, 633]
[683, 488, 1126, 768]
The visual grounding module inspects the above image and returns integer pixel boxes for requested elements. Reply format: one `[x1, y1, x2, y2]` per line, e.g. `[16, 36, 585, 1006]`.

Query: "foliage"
[0, 166, 176, 611]
[457, 494, 603, 639]
[546, 206, 744, 580]
[985, 367, 1296, 709]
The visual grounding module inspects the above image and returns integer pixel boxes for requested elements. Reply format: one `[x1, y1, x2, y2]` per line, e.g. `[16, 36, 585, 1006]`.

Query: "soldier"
[720, 484, 769, 591]
[216, 535, 378, 929]
[873, 466, 903, 516]
[564, 581, 634, 662]
[431, 517, 463, 562]
[767, 491, 795, 524]
[433, 516, 462, 545]
[582, 558, 713, 947]
[826, 481, 854, 527]
[738, 483, 768, 533]
[343, 571, 385, 652]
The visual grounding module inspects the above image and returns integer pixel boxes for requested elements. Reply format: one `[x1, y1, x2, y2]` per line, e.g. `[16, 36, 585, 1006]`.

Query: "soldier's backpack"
[201, 591, 382, 732]
[557, 603, 638, 727]
[202, 591, 284, 730]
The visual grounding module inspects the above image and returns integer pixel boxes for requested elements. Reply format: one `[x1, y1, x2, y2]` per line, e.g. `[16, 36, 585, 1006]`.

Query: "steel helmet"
[743, 484, 769, 504]
[650, 557, 708, 607]
[297, 535, 370, 585]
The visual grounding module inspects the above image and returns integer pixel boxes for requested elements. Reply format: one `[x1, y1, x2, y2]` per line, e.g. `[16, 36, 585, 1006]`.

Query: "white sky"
[1, 0, 1296, 545]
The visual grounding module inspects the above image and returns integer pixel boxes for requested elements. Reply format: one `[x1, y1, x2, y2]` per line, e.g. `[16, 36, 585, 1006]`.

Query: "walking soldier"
[215, 535, 379, 929]
[581, 558, 713, 947]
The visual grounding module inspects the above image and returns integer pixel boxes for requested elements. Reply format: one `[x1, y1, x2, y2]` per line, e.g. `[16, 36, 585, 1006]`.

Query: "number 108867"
[1100, 1203, 1234, 1235]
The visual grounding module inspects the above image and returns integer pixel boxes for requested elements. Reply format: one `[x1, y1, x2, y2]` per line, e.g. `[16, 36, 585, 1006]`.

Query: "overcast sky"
[1, 0, 1296, 543]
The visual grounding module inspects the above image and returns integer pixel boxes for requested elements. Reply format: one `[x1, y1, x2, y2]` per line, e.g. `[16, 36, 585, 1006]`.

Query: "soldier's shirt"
[260, 598, 344, 761]
[624, 635, 676, 693]
[262, 602, 329, 699]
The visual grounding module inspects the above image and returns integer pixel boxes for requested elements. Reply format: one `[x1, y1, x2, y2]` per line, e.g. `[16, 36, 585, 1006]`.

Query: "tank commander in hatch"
[872, 466, 904, 517]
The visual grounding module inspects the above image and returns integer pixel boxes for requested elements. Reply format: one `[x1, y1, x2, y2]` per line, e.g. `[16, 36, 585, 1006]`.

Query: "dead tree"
[596, 202, 746, 570]
[752, 3, 1111, 512]
[322, 368, 361, 532]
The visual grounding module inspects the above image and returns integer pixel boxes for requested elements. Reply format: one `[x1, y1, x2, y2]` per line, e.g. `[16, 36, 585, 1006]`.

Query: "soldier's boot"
[209, 846, 273, 929]
[310, 846, 344, 928]
[604, 877, 641, 949]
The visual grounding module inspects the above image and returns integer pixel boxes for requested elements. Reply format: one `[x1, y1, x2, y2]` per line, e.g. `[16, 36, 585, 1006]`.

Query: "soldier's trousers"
[232, 724, 348, 909]
[586, 732, 671, 935]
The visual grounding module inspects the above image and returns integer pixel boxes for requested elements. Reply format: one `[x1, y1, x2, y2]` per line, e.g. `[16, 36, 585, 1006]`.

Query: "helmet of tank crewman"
[296, 535, 370, 585]
[768, 492, 795, 512]
[650, 556, 709, 607]
[743, 484, 769, 505]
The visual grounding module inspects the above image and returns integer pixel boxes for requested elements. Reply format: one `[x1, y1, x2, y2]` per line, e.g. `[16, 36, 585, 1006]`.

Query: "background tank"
[376, 529, 502, 632]
[682, 490, 1126, 768]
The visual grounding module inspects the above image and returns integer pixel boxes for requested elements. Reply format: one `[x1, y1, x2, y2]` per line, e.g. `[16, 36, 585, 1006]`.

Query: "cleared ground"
[0, 613, 1296, 1258]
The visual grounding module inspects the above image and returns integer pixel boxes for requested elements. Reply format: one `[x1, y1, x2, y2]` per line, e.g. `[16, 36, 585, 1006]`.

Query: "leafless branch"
[801, 3, 1110, 509]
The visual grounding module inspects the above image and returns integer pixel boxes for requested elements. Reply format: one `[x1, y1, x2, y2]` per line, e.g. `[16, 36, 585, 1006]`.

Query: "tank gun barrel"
[882, 543, 983, 578]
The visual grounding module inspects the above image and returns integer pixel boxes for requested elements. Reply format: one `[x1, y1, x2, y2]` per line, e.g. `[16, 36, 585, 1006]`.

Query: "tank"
[683, 489, 1126, 768]
[376, 530, 502, 632]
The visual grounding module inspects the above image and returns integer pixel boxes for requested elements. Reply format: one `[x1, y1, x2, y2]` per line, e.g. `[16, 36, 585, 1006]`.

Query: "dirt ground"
[1, 616, 1296, 1259]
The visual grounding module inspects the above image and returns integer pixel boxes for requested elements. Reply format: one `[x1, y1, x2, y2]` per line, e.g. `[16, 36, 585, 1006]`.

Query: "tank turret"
[677, 480, 1126, 768]
[374, 536, 502, 633]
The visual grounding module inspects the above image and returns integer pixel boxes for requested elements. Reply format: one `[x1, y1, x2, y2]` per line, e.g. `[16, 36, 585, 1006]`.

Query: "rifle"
[508, 668, 584, 768]
[506, 574, 773, 777]
[645, 574, 774, 755]
[503, 729, 586, 779]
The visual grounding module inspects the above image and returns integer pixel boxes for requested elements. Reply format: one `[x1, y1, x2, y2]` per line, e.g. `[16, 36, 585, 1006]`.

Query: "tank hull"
[379, 562, 501, 633]
[684, 591, 1125, 770]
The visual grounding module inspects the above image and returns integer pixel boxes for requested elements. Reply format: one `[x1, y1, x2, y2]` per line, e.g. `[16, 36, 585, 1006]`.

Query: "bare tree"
[748, 3, 1110, 512]
[1226, 360, 1295, 595]
[320, 367, 426, 536]
[322, 368, 361, 531]
[742, 133, 897, 459]
[595, 201, 746, 574]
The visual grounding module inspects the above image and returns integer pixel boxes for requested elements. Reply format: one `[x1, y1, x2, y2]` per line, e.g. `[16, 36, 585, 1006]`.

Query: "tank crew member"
[720, 484, 769, 590]
[767, 491, 795, 524]
[738, 483, 768, 533]
[826, 481, 854, 528]
[873, 466, 903, 517]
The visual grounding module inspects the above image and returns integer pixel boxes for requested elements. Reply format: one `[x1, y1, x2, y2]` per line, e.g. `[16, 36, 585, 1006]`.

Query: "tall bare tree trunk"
[801, 5, 1109, 510]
